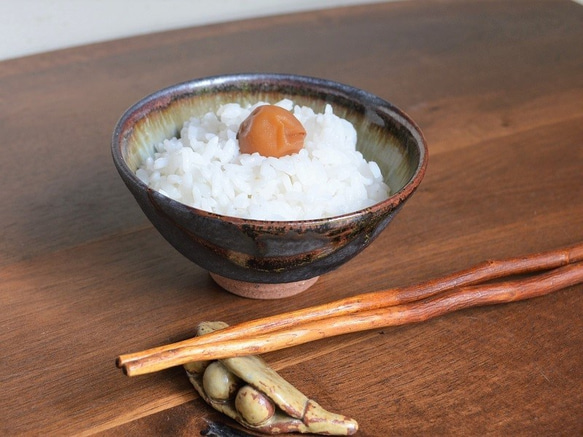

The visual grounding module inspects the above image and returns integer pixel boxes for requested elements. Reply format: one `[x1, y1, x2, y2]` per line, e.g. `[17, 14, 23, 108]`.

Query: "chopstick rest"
[185, 321, 358, 436]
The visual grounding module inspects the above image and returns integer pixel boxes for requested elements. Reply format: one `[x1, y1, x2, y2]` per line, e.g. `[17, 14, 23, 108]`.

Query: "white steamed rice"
[136, 99, 390, 221]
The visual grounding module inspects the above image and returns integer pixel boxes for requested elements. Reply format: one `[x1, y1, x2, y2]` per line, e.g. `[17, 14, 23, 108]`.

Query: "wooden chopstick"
[118, 243, 583, 367]
[117, 243, 583, 376]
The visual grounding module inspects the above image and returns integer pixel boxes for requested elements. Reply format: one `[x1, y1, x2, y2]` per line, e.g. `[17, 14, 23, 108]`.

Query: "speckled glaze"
[111, 73, 427, 298]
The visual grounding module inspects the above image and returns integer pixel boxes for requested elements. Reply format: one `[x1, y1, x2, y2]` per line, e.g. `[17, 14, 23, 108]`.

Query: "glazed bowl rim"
[112, 72, 428, 227]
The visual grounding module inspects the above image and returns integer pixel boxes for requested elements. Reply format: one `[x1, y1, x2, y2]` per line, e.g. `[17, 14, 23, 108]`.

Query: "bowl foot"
[209, 273, 319, 299]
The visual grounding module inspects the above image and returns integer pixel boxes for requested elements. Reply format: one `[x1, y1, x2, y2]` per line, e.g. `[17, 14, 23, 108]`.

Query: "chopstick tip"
[116, 356, 131, 376]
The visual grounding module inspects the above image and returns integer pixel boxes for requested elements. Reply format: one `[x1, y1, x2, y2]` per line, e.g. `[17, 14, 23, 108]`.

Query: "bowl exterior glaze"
[112, 73, 427, 285]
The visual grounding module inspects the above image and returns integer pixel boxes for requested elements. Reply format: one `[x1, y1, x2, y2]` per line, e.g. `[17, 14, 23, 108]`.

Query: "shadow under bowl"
[112, 73, 427, 299]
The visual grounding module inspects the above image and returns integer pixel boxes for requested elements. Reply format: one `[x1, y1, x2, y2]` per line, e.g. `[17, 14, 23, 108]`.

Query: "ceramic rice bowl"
[111, 73, 427, 299]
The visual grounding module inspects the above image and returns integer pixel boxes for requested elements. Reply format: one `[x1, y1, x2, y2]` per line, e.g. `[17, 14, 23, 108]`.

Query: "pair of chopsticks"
[117, 242, 583, 377]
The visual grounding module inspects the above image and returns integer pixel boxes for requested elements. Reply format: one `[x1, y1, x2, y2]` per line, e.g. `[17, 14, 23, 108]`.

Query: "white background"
[1, 0, 394, 61]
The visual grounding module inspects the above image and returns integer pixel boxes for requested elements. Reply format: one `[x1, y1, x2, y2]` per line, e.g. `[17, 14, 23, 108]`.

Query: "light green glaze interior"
[122, 89, 419, 196]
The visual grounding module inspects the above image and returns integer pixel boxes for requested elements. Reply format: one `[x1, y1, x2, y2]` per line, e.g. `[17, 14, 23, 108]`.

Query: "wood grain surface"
[1, 0, 582, 435]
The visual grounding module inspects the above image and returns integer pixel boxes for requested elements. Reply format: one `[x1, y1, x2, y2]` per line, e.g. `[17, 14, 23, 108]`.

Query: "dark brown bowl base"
[209, 273, 319, 299]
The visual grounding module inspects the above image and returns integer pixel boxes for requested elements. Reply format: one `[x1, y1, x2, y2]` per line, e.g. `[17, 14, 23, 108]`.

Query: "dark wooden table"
[2, 0, 582, 435]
